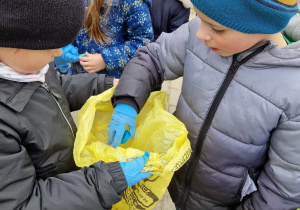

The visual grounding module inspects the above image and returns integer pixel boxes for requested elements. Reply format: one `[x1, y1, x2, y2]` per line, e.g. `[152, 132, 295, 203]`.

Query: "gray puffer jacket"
[0, 64, 127, 210]
[112, 15, 300, 210]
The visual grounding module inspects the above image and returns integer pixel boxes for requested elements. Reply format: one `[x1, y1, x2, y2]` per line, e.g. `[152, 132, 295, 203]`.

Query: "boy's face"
[0, 48, 62, 73]
[194, 8, 270, 57]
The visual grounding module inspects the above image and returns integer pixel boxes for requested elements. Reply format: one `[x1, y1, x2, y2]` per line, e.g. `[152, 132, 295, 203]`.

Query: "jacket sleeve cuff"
[112, 96, 139, 113]
[106, 162, 128, 195]
[101, 49, 116, 71]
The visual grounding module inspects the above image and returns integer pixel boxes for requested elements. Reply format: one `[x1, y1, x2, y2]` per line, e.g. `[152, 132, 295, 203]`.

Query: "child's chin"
[217, 51, 234, 57]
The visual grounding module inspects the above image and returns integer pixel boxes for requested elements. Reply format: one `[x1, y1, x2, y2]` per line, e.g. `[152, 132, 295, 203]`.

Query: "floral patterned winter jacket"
[70, 0, 154, 78]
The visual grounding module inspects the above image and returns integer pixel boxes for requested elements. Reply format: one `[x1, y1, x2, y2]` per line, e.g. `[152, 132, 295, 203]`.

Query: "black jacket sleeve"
[0, 109, 127, 210]
[111, 43, 165, 113]
[59, 73, 114, 111]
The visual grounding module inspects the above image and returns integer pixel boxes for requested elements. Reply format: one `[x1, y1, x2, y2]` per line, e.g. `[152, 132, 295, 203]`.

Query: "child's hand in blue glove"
[107, 103, 137, 148]
[120, 151, 152, 187]
[53, 57, 70, 73]
[61, 44, 80, 62]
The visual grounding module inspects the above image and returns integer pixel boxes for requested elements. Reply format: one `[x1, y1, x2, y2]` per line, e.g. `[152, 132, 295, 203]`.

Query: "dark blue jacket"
[150, 0, 190, 41]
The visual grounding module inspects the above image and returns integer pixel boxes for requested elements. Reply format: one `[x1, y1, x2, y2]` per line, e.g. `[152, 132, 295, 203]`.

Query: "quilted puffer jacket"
[111, 14, 300, 210]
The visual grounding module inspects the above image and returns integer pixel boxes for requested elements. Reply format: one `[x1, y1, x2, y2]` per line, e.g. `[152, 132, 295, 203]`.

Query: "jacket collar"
[0, 79, 40, 112]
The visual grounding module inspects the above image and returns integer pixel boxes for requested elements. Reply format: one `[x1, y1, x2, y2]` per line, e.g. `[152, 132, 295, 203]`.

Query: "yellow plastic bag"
[74, 87, 191, 210]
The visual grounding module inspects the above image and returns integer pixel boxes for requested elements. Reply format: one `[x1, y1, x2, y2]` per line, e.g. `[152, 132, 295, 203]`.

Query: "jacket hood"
[283, 13, 300, 49]
[178, 0, 192, 8]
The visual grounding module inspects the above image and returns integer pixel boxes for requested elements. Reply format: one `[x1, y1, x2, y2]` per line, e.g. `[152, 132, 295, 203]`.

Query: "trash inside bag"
[74, 87, 191, 210]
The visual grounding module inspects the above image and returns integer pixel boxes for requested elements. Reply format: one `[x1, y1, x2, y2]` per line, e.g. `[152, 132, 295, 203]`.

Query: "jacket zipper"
[179, 44, 268, 210]
[41, 83, 75, 138]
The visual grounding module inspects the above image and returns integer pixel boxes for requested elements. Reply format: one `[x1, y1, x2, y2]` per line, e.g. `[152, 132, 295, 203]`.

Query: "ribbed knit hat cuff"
[0, 0, 85, 50]
[191, 0, 299, 34]
[0, 39, 77, 51]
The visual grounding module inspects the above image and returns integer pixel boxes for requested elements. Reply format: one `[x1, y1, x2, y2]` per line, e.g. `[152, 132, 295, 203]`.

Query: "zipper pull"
[41, 83, 50, 91]
[229, 60, 239, 74]
[42, 82, 61, 99]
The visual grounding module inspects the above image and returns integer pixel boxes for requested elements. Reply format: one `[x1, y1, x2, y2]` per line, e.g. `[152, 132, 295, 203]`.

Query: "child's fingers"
[129, 125, 135, 138]
[82, 67, 95, 72]
[79, 56, 90, 62]
[85, 52, 93, 57]
[80, 61, 91, 67]
[107, 130, 115, 145]
[121, 130, 131, 144]
[83, 67, 100, 73]
[88, 69, 101, 73]
[135, 172, 152, 183]
[135, 151, 150, 171]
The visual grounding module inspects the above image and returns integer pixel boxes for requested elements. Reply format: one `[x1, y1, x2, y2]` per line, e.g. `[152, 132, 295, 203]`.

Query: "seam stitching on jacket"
[188, 48, 289, 119]
[281, 113, 300, 124]
[161, 50, 182, 78]
[180, 93, 204, 121]
[210, 124, 268, 147]
[16, 113, 22, 143]
[233, 47, 300, 121]
[188, 188, 229, 205]
[179, 93, 206, 139]
[239, 81, 277, 106]
[197, 54, 229, 156]
[238, 50, 287, 115]
[198, 158, 241, 179]
[224, 49, 289, 127]
[7, 83, 26, 105]
[262, 169, 300, 202]
[271, 146, 300, 167]
[231, 78, 286, 114]
[187, 49, 226, 75]
[235, 49, 290, 121]
[263, 50, 300, 61]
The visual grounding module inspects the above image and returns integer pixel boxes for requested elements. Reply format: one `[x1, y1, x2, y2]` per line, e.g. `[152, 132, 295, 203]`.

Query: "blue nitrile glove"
[107, 103, 137, 148]
[53, 57, 70, 73]
[120, 151, 152, 187]
[61, 44, 81, 62]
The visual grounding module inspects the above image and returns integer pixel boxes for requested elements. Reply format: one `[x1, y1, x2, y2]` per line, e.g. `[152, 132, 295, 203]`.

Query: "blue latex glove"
[53, 57, 70, 73]
[120, 151, 152, 187]
[61, 44, 80, 62]
[107, 103, 137, 148]
[54, 44, 81, 73]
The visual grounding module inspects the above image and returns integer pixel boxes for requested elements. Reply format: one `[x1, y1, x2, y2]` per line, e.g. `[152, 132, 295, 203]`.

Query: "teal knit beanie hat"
[191, 0, 299, 34]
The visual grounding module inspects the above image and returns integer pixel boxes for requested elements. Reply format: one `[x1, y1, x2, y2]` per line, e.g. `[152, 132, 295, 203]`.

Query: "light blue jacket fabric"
[111, 14, 300, 210]
[70, 0, 153, 78]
